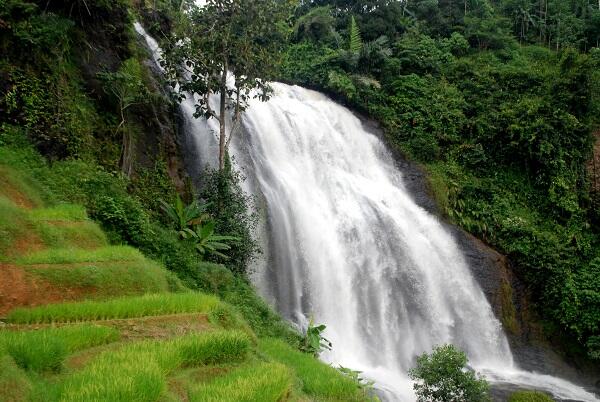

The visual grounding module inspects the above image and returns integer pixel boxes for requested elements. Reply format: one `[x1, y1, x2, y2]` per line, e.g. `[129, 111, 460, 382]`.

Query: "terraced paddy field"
[0, 162, 370, 401]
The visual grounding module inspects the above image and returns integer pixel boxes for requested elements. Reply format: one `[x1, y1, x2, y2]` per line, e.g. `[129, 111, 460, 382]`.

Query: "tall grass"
[259, 338, 365, 400]
[60, 331, 250, 402]
[7, 292, 220, 324]
[189, 362, 292, 402]
[17, 245, 146, 265]
[0, 325, 119, 372]
[25, 260, 175, 296]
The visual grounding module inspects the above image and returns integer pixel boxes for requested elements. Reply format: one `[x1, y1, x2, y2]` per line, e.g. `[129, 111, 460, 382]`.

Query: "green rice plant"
[16, 245, 146, 265]
[0, 354, 32, 401]
[7, 292, 220, 324]
[60, 331, 251, 402]
[177, 330, 251, 366]
[28, 205, 87, 222]
[60, 352, 167, 402]
[0, 325, 119, 373]
[25, 260, 172, 296]
[259, 338, 364, 400]
[188, 362, 292, 402]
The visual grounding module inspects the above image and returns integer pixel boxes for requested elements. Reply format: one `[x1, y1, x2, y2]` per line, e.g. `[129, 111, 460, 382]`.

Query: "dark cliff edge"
[359, 115, 600, 400]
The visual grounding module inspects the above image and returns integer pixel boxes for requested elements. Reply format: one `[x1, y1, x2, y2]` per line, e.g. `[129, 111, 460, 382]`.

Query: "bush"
[409, 344, 490, 402]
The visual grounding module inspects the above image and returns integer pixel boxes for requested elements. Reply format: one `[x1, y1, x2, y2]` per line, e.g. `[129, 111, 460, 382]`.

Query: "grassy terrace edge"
[6, 292, 220, 324]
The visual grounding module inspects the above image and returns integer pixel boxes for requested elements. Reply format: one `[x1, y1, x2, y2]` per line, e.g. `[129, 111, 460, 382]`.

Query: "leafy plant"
[185, 221, 239, 260]
[299, 318, 332, 357]
[337, 365, 377, 396]
[409, 344, 490, 402]
[349, 16, 363, 53]
[160, 194, 211, 239]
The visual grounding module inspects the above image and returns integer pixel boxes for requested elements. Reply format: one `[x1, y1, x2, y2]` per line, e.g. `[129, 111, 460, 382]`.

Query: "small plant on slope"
[300, 318, 332, 357]
[408, 344, 490, 402]
[160, 194, 211, 239]
[185, 220, 240, 260]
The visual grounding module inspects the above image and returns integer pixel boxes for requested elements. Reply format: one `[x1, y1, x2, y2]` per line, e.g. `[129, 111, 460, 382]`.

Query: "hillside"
[0, 144, 371, 401]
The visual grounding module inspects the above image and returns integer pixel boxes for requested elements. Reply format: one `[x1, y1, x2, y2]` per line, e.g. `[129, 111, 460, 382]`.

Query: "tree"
[408, 344, 491, 402]
[162, 0, 289, 171]
[98, 58, 148, 176]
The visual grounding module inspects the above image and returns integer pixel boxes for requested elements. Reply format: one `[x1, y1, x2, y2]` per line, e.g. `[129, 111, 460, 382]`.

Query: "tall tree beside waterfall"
[161, 0, 289, 171]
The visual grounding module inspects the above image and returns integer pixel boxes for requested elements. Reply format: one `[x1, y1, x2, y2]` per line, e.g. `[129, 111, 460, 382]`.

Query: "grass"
[17, 245, 146, 265]
[259, 338, 365, 401]
[34, 220, 108, 250]
[7, 292, 221, 324]
[59, 331, 250, 402]
[0, 165, 44, 208]
[28, 204, 88, 221]
[189, 362, 292, 402]
[0, 354, 32, 401]
[0, 196, 29, 260]
[25, 259, 178, 296]
[0, 325, 119, 372]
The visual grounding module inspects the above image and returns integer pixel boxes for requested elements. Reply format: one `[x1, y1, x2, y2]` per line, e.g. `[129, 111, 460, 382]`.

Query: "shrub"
[409, 344, 491, 402]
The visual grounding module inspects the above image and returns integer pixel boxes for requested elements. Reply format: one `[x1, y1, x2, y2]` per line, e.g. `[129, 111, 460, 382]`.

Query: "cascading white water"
[134, 23, 599, 402]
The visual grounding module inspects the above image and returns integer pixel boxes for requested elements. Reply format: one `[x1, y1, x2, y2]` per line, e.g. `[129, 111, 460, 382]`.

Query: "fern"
[349, 16, 362, 53]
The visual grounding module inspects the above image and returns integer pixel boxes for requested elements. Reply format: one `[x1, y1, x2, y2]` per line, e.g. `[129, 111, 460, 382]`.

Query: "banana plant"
[183, 220, 239, 259]
[160, 195, 211, 239]
[299, 318, 332, 357]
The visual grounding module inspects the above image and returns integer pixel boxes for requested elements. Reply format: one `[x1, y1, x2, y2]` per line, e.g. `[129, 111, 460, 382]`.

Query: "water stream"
[135, 23, 599, 402]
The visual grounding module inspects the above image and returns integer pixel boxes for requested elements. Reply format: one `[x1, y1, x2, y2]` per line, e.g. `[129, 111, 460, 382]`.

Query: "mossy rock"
[508, 390, 555, 402]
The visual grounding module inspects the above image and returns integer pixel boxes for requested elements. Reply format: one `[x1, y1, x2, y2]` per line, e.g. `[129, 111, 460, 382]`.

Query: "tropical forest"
[0, 0, 599, 401]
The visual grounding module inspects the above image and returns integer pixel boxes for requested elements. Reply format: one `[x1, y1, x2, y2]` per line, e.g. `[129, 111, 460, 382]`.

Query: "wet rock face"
[358, 116, 600, 397]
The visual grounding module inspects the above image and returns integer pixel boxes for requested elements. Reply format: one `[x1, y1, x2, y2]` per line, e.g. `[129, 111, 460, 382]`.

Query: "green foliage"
[59, 331, 250, 402]
[200, 168, 259, 276]
[409, 344, 491, 402]
[281, 1, 600, 359]
[259, 338, 368, 401]
[349, 16, 363, 53]
[299, 319, 332, 357]
[0, 354, 32, 401]
[160, 194, 210, 238]
[508, 390, 555, 402]
[185, 220, 240, 260]
[188, 362, 292, 402]
[7, 292, 220, 324]
[162, 0, 289, 170]
[0, 325, 119, 373]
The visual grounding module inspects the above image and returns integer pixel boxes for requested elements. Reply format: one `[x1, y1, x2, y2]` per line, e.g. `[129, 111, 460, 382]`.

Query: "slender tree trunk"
[218, 63, 228, 171]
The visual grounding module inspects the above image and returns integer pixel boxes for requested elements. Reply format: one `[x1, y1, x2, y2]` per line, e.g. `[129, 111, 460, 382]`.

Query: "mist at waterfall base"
[134, 24, 599, 402]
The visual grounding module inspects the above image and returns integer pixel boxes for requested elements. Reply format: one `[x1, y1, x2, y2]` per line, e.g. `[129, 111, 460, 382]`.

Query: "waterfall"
[134, 23, 599, 402]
